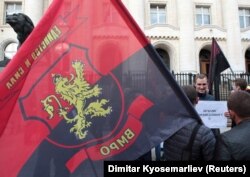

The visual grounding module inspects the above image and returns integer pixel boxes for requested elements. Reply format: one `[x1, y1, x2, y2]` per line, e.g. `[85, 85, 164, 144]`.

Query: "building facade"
[0, 0, 250, 74]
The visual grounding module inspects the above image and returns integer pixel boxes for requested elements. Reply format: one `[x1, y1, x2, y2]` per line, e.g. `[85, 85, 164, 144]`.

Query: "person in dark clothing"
[225, 78, 248, 127]
[214, 91, 250, 160]
[231, 78, 247, 92]
[194, 74, 215, 101]
[162, 85, 216, 161]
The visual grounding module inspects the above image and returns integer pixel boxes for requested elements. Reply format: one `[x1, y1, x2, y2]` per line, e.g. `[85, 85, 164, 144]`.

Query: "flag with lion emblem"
[0, 0, 201, 176]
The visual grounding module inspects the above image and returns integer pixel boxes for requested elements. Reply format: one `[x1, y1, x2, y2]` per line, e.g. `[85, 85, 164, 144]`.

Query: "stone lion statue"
[6, 13, 34, 48]
[0, 13, 34, 67]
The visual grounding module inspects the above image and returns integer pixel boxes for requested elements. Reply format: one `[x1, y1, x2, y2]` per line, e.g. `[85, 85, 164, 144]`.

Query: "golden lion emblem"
[41, 61, 112, 139]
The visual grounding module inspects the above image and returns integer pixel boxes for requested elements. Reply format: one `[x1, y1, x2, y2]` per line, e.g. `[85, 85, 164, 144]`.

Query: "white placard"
[195, 101, 227, 128]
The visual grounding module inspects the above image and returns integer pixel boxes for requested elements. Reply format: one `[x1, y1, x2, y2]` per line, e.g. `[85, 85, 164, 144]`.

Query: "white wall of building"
[125, 0, 250, 73]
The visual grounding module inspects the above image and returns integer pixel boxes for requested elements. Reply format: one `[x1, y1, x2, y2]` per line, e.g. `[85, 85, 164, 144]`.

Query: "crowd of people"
[140, 74, 250, 161]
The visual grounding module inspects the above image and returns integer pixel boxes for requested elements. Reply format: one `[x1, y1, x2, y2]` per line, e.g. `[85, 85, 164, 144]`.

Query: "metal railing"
[116, 72, 250, 101]
[172, 72, 250, 100]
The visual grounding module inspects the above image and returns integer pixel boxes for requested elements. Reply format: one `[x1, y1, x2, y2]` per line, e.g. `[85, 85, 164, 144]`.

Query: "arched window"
[5, 42, 18, 59]
[0, 39, 18, 67]
[156, 48, 170, 69]
[199, 49, 210, 74]
[245, 49, 250, 73]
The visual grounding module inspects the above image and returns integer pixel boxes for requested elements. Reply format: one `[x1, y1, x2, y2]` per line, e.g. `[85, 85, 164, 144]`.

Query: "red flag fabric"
[0, 0, 201, 176]
[208, 38, 230, 92]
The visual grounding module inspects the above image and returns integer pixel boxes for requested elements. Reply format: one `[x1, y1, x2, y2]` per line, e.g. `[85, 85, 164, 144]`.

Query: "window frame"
[239, 8, 250, 29]
[195, 5, 211, 26]
[150, 3, 167, 25]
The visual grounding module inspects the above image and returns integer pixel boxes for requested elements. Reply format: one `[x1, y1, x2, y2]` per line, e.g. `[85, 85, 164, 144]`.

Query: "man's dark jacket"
[163, 121, 216, 161]
[214, 119, 250, 160]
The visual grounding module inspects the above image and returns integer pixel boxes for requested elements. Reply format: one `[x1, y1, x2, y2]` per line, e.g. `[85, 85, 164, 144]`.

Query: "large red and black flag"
[0, 0, 201, 176]
[208, 37, 230, 92]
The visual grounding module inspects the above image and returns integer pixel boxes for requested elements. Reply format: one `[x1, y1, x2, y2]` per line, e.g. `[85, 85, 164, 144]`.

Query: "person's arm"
[200, 126, 216, 161]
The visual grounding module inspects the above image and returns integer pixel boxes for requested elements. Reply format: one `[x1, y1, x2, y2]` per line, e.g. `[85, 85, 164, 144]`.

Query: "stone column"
[123, 0, 144, 29]
[24, 0, 44, 25]
[221, 0, 244, 72]
[177, 0, 196, 73]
